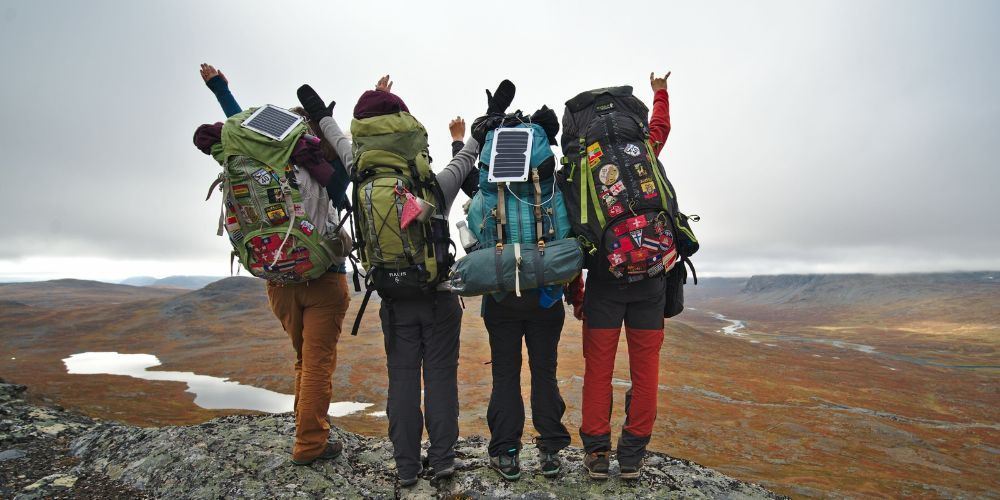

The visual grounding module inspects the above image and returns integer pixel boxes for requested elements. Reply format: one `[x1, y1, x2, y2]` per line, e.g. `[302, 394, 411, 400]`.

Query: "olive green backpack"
[348, 112, 455, 334]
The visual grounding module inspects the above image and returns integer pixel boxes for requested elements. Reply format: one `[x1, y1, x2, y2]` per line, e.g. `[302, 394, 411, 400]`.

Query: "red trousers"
[579, 275, 665, 451]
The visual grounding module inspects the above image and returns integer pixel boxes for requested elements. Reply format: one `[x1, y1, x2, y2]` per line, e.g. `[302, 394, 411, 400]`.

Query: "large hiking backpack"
[449, 118, 583, 297]
[350, 112, 454, 299]
[558, 86, 698, 286]
[209, 108, 347, 285]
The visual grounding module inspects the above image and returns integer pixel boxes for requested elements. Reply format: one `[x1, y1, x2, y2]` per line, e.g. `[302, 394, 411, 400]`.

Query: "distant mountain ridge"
[119, 275, 224, 289]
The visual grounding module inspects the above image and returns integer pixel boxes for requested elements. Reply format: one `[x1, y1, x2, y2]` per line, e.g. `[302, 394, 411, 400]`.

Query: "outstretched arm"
[437, 138, 480, 214]
[449, 116, 466, 156]
[649, 71, 671, 156]
[200, 63, 242, 118]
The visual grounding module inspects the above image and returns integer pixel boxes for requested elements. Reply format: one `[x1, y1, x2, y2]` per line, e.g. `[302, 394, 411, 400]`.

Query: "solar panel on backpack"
[240, 105, 304, 141]
[487, 127, 533, 183]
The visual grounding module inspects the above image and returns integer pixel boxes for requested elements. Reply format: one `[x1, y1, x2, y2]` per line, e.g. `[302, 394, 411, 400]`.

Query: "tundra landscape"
[0, 272, 997, 498]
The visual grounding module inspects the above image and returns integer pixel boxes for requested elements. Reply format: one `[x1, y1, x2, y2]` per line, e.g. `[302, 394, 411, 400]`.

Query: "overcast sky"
[1, 0, 997, 281]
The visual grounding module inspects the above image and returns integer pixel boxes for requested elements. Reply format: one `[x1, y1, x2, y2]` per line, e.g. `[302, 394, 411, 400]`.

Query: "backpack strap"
[496, 182, 508, 244]
[350, 289, 374, 336]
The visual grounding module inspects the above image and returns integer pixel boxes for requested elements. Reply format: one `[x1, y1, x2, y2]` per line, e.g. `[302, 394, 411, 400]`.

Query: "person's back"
[192, 67, 352, 465]
[558, 72, 678, 480]
[297, 76, 479, 486]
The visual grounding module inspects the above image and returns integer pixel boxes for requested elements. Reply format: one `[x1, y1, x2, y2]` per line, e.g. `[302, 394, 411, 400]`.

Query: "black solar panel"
[241, 105, 303, 141]
[488, 128, 533, 183]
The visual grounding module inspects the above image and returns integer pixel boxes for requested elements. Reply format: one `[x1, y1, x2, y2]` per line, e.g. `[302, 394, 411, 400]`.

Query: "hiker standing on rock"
[458, 80, 573, 481]
[193, 64, 353, 466]
[296, 76, 480, 487]
[560, 72, 677, 480]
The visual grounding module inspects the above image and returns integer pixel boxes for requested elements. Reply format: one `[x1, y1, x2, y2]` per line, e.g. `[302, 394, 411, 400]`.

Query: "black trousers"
[483, 294, 571, 457]
[379, 291, 461, 478]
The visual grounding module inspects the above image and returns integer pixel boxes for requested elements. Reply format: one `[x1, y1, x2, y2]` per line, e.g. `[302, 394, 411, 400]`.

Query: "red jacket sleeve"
[649, 89, 670, 156]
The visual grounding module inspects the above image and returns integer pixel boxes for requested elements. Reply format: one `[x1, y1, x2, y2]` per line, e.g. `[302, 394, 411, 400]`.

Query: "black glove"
[296, 84, 336, 122]
[530, 105, 559, 146]
[486, 79, 516, 115]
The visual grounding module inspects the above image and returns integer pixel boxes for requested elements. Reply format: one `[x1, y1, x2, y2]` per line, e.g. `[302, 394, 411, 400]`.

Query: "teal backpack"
[450, 119, 583, 298]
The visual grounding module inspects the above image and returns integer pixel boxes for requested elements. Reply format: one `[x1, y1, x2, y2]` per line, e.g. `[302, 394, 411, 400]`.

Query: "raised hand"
[449, 116, 466, 141]
[200, 63, 227, 83]
[376, 74, 393, 93]
[649, 71, 671, 92]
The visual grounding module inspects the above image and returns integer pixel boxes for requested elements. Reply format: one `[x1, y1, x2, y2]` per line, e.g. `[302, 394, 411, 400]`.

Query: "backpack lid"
[565, 86, 634, 113]
[221, 107, 306, 168]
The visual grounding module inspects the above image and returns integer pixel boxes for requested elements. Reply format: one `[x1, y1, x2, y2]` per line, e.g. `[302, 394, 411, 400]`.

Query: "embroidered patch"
[600, 191, 618, 208]
[647, 260, 665, 276]
[595, 102, 615, 112]
[265, 205, 288, 225]
[266, 188, 283, 203]
[609, 181, 626, 196]
[641, 179, 658, 199]
[629, 248, 649, 263]
[241, 206, 259, 224]
[251, 169, 273, 186]
[598, 164, 620, 186]
[293, 204, 305, 217]
[613, 236, 636, 253]
[608, 203, 624, 217]
[607, 252, 627, 267]
[625, 214, 648, 231]
[624, 143, 641, 157]
[229, 230, 244, 242]
[586, 142, 604, 167]
[232, 184, 250, 197]
[630, 229, 644, 247]
[299, 220, 315, 236]
[633, 163, 648, 177]
[613, 222, 630, 237]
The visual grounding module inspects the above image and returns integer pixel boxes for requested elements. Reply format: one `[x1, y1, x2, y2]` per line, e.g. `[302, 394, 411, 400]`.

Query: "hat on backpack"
[353, 90, 410, 119]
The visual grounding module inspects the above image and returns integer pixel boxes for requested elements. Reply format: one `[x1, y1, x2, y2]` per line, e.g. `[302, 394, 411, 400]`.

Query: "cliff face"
[0, 381, 781, 499]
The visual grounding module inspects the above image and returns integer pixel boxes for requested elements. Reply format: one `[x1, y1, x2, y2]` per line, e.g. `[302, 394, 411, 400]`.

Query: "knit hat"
[353, 90, 410, 119]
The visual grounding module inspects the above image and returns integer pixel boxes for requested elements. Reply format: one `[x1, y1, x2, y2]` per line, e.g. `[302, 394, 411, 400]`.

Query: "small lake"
[63, 352, 375, 417]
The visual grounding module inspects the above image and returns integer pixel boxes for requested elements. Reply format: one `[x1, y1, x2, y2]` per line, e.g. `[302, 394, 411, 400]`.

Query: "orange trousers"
[266, 272, 350, 461]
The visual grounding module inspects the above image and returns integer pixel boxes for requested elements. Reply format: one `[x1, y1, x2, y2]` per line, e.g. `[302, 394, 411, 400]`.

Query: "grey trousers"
[379, 291, 461, 478]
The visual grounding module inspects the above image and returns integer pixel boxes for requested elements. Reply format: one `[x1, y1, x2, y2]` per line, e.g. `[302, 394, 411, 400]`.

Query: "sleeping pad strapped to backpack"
[449, 114, 583, 298]
[349, 112, 455, 333]
[558, 86, 698, 290]
[210, 107, 346, 285]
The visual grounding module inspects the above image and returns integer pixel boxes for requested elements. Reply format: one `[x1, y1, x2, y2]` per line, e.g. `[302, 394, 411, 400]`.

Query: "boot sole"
[542, 468, 561, 478]
[587, 470, 609, 480]
[620, 471, 641, 480]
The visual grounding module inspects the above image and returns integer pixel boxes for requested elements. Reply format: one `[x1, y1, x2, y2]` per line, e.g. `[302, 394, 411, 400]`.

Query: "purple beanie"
[353, 90, 410, 119]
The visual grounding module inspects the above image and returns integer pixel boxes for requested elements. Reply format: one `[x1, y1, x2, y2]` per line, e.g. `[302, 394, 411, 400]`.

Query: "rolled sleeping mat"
[448, 238, 583, 297]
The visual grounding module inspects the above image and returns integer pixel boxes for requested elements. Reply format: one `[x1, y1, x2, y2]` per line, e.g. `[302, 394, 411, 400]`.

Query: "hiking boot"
[539, 449, 561, 477]
[619, 458, 644, 480]
[290, 440, 343, 466]
[583, 451, 609, 480]
[399, 466, 423, 488]
[489, 448, 521, 481]
[432, 465, 455, 481]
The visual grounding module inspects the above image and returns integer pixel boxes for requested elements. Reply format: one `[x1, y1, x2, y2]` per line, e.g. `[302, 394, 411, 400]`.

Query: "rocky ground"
[0, 380, 780, 499]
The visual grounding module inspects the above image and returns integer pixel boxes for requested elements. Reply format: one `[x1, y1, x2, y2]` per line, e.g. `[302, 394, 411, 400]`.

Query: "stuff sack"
[558, 86, 698, 284]
[450, 238, 583, 296]
[209, 108, 346, 284]
[350, 111, 454, 299]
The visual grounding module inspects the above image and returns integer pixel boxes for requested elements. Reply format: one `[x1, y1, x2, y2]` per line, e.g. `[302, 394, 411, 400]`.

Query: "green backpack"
[208, 108, 343, 284]
[349, 112, 454, 299]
